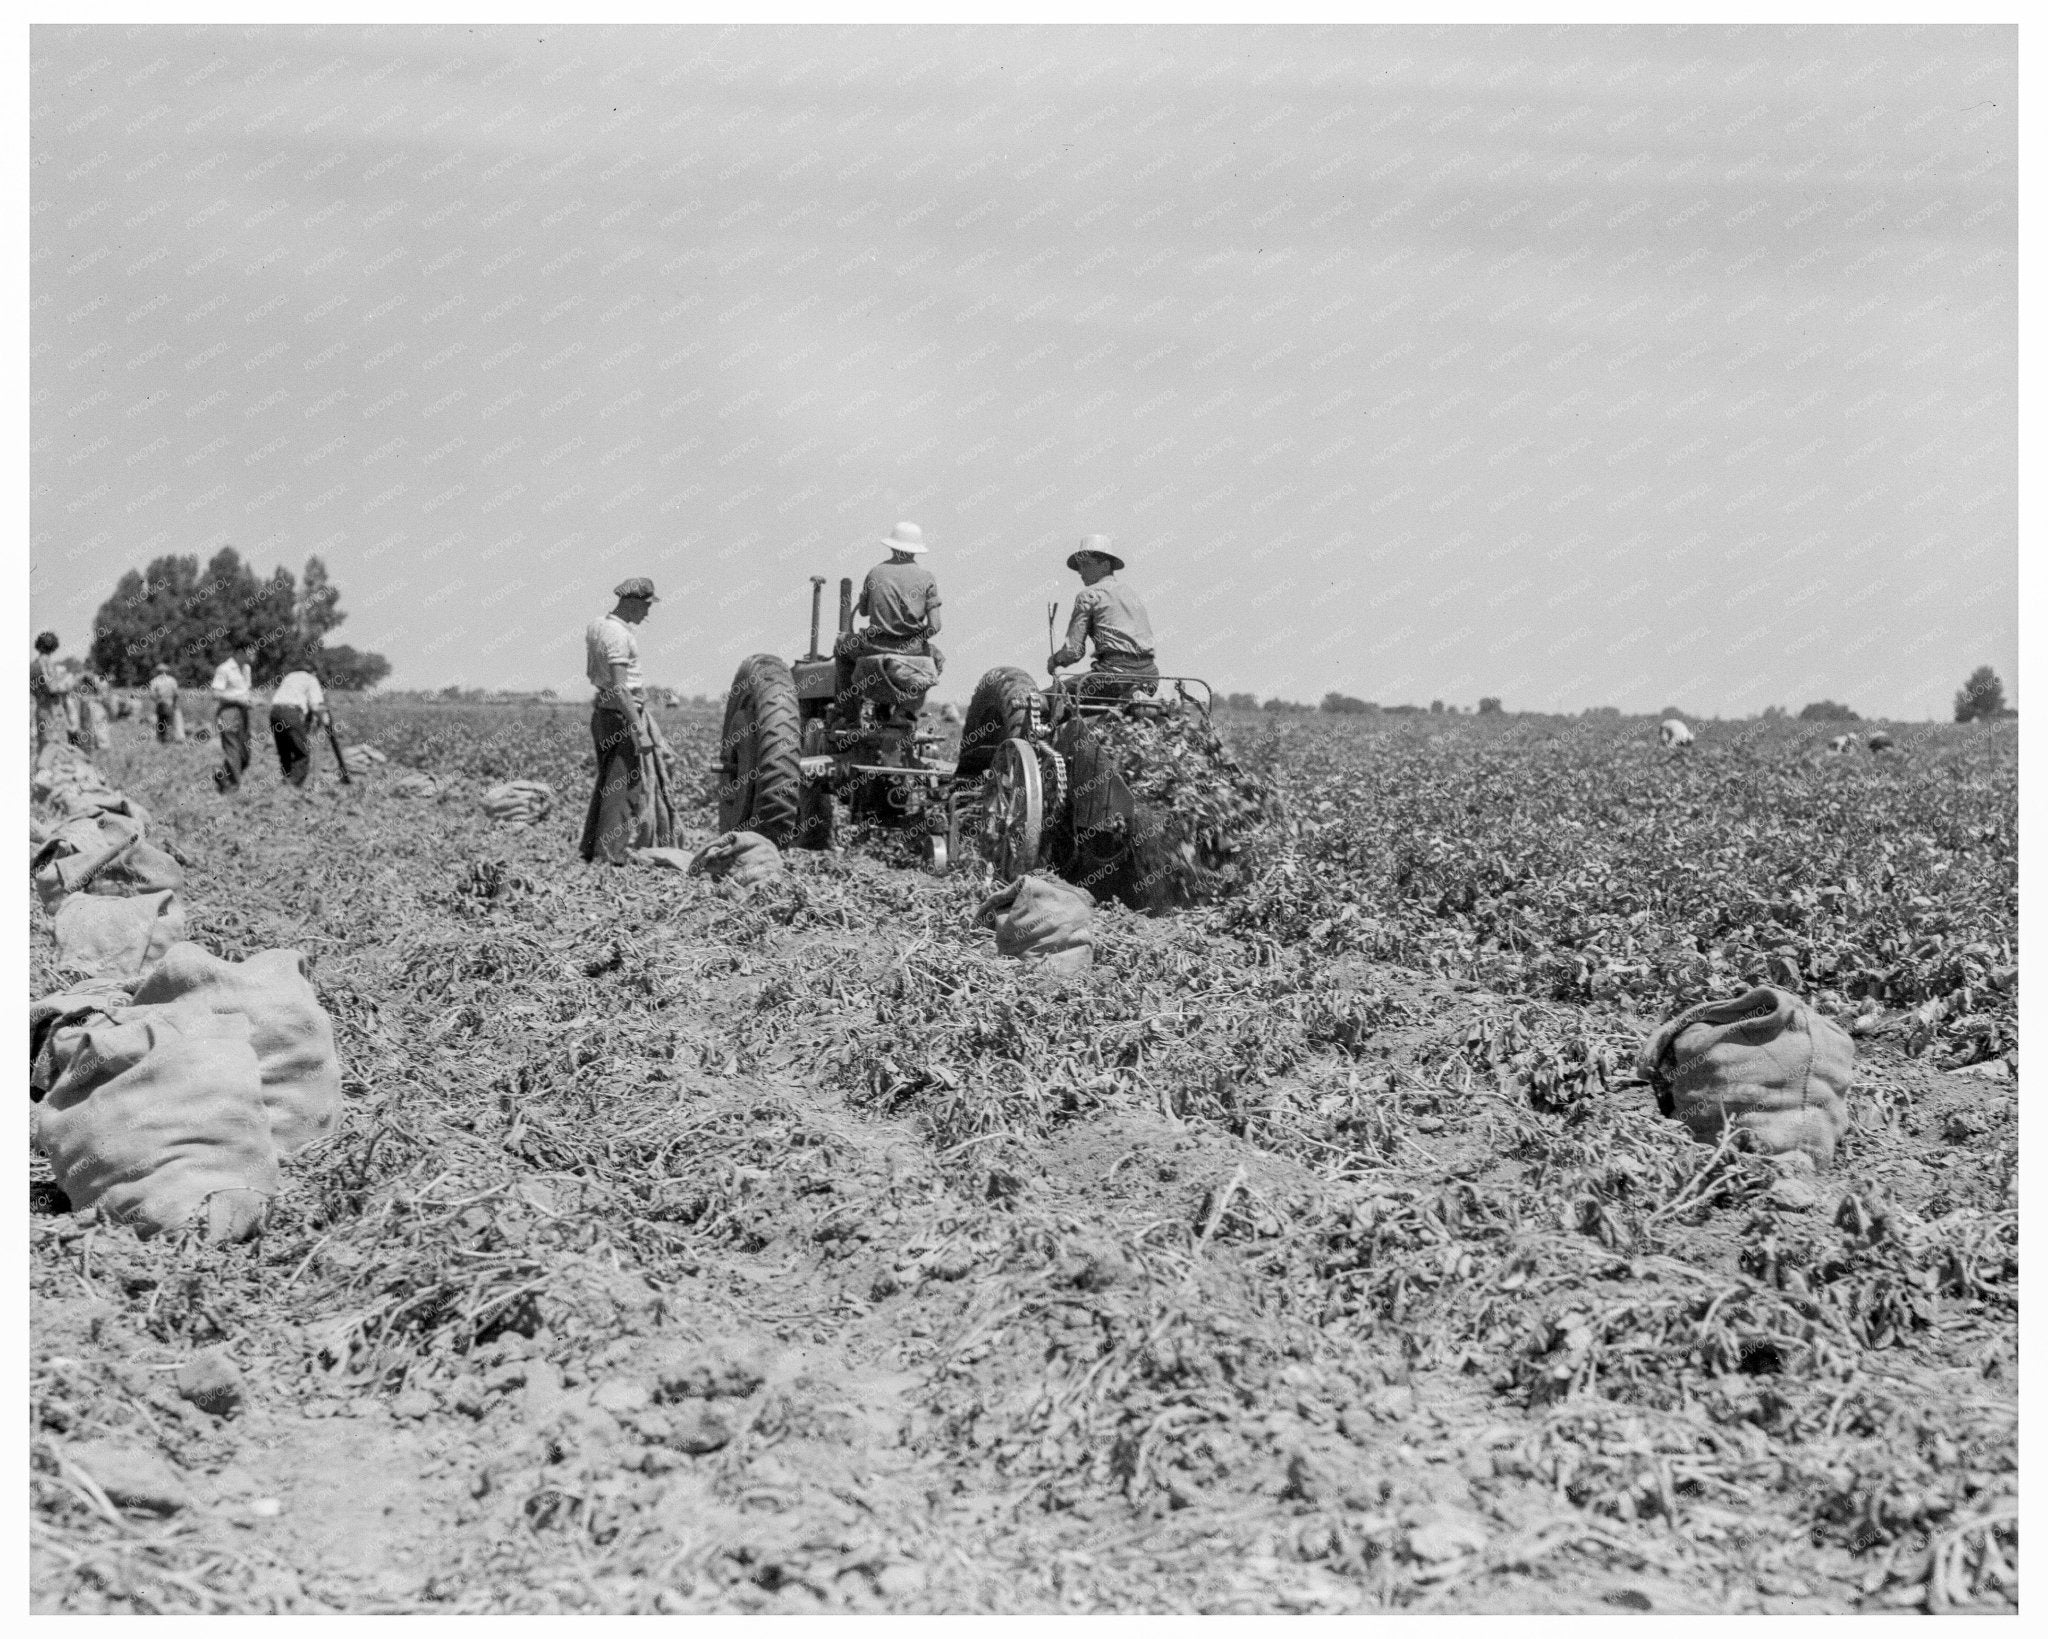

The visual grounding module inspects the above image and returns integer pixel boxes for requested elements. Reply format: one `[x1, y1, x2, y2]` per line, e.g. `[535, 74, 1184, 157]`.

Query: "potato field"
[30, 701, 2017, 1613]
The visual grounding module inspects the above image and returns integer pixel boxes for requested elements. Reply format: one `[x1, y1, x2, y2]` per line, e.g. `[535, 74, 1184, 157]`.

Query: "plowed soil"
[29, 708, 2017, 1613]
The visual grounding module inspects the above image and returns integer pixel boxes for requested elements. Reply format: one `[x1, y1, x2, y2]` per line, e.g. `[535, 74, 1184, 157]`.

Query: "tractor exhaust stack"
[806, 576, 827, 661]
[838, 577, 854, 639]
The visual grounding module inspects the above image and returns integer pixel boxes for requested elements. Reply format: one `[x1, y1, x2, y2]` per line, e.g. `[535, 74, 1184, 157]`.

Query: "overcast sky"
[30, 23, 2015, 717]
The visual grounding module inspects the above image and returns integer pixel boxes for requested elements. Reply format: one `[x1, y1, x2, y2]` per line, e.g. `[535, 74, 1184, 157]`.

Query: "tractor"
[716, 576, 1227, 911]
[716, 576, 958, 865]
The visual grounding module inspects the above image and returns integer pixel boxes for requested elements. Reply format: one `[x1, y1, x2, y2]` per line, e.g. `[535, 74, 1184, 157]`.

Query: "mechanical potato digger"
[715, 575, 1225, 911]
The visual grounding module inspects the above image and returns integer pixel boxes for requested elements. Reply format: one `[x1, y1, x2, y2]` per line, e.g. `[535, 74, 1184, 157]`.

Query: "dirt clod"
[175, 1351, 246, 1418]
[67, 1441, 190, 1515]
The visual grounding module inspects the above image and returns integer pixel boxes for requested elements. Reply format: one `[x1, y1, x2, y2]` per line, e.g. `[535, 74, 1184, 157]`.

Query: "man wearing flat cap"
[1049, 536, 1158, 699]
[580, 577, 664, 864]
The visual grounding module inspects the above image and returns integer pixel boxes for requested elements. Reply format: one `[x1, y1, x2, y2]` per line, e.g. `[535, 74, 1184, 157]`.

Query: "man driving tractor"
[1048, 536, 1158, 699]
[837, 521, 943, 721]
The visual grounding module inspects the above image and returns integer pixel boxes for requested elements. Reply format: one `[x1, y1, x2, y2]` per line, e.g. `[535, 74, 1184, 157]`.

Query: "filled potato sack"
[130, 944, 342, 1154]
[32, 995, 277, 1243]
[390, 772, 441, 798]
[480, 779, 555, 824]
[53, 789, 153, 831]
[688, 830, 784, 888]
[976, 875, 1096, 976]
[33, 828, 186, 913]
[1637, 985, 1854, 1169]
[52, 890, 188, 983]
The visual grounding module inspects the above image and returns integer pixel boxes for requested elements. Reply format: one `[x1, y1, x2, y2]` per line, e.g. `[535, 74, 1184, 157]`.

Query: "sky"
[28, 23, 2017, 718]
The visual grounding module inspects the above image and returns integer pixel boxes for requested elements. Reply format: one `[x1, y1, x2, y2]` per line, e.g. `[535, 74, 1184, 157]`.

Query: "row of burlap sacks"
[30, 746, 343, 1243]
[973, 871, 1856, 1169]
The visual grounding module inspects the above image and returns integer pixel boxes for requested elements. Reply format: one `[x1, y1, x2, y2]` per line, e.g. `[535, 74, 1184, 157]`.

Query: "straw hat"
[879, 521, 928, 555]
[1066, 534, 1124, 573]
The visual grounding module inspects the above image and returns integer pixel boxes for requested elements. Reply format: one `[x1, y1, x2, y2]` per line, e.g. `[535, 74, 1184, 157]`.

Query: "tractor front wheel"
[718, 654, 803, 843]
[978, 737, 1044, 882]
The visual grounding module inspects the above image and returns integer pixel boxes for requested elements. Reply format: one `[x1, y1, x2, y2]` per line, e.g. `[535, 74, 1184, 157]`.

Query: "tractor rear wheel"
[957, 666, 1038, 779]
[718, 654, 802, 843]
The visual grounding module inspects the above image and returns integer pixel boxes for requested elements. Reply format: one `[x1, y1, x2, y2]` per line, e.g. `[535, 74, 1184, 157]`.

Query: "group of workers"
[31, 629, 334, 794]
[579, 529, 1157, 865]
[36, 525, 1152, 858]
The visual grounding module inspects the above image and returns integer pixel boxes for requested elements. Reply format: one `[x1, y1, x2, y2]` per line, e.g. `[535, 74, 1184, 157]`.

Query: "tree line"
[1210, 667, 2013, 723]
[88, 548, 390, 690]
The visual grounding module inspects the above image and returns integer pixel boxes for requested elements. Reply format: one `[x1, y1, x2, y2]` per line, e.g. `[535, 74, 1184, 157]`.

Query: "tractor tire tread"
[720, 654, 803, 845]
[958, 665, 1040, 779]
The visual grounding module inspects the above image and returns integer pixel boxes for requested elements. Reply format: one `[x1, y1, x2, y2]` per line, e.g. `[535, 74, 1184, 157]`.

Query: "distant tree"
[1429, 699, 1445, 714]
[1223, 691, 1259, 710]
[1760, 704, 1788, 720]
[88, 545, 387, 687]
[318, 644, 392, 690]
[1321, 692, 1376, 715]
[1583, 705, 1621, 718]
[1798, 700, 1860, 723]
[1659, 705, 1684, 719]
[1262, 697, 1311, 713]
[297, 555, 344, 650]
[1477, 696, 1503, 715]
[1954, 666, 2007, 723]
[1384, 703, 1423, 715]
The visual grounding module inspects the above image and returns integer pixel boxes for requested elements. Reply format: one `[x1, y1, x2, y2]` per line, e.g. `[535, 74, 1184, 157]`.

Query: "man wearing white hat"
[837, 521, 943, 717]
[1049, 536, 1158, 699]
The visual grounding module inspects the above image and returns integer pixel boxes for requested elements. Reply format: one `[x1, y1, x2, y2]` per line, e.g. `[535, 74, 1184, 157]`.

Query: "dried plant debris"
[30, 707, 2016, 1613]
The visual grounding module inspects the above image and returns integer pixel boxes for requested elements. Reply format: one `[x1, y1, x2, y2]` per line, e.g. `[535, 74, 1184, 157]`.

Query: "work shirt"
[211, 658, 252, 705]
[1059, 575, 1155, 663]
[31, 655, 71, 703]
[148, 673, 179, 703]
[586, 613, 645, 711]
[857, 561, 941, 644]
[272, 671, 327, 715]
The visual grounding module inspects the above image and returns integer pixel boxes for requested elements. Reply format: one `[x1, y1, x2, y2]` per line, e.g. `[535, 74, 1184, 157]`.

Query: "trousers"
[579, 706, 646, 865]
[214, 703, 252, 791]
[271, 705, 313, 787]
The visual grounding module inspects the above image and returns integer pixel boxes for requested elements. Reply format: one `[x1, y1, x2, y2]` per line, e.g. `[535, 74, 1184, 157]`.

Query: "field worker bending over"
[31, 632, 73, 763]
[1049, 536, 1158, 700]
[838, 521, 943, 713]
[211, 646, 255, 793]
[270, 666, 330, 788]
[1659, 717, 1694, 749]
[148, 664, 182, 743]
[580, 577, 661, 866]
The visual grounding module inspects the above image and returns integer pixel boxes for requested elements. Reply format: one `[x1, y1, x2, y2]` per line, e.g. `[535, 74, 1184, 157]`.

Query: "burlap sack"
[481, 779, 555, 823]
[34, 753, 114, 803]
[975, 875, 1096, 975]
[34, 829, 184, 913]
[688, 831, 784, 888]
[341, 744, 386, 772]
[131, 945, 341, 1154]
[33, 995, 277, 1242]
[1637, 986, 1854, 1169]
[852, 652, 942, 706]
[391, 772, 440, 798]
[52, 890, 188, 982]
[55, 790, 152, 831]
